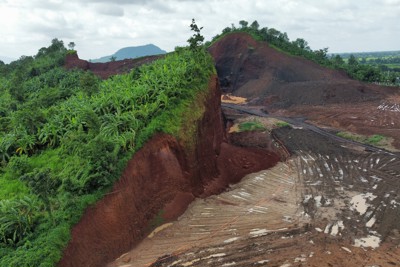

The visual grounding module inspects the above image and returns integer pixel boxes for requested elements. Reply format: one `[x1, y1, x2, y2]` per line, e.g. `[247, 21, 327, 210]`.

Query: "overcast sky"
[1, 0, 399, 62]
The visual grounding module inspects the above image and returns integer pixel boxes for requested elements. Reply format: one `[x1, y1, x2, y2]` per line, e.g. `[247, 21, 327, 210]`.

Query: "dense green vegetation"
[0, 32, 214, 265]
[208, 20, 400, 86]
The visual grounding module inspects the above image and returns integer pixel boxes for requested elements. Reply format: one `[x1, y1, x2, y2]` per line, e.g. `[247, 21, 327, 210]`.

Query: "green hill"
[0, 37, 213, 266]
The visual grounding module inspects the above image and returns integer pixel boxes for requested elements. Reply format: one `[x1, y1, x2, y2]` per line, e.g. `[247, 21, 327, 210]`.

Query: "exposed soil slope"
[209, 33, 394, 108]
[210, 33, 400, 149]
[58, 77, 280, 267]
[64, 53, 163, 79]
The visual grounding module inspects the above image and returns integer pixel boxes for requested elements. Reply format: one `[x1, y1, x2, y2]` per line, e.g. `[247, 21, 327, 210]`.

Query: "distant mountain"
[0, 56, 16, 64]
[91, 44, 167, 63]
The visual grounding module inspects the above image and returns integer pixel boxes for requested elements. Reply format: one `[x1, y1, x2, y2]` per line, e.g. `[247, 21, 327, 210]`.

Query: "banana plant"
[14, 128, 36, 155]
[0, 196, 39, 246]
[0, 133, 15, 165]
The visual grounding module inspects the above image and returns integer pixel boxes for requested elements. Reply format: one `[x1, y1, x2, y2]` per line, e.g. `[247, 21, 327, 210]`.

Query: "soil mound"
[64, 53, 163, 79]
[209, 33, 393, 107]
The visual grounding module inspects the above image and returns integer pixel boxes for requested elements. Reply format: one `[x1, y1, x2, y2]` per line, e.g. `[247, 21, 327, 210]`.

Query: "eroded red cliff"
[58, 76, 279, 267]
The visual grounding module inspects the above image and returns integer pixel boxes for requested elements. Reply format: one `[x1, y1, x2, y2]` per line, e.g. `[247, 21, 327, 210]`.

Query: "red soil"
[58, 76, 280, 267]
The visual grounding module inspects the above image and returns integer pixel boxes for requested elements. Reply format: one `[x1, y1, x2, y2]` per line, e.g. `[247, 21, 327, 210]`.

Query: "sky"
[0, 0, 399, 62]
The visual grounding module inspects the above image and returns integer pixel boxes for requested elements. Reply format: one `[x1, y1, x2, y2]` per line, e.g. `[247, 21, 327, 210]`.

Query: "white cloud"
[0, 0, 399, 60]
[94, 4, 125, 17]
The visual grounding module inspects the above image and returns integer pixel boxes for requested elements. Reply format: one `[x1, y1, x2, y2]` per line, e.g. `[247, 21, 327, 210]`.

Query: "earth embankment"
[209, 32, 394, 108]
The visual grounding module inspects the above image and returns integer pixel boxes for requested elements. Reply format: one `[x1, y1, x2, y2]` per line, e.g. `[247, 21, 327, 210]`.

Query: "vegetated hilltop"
[0, 36, 221, 266]
[90, 44, 167, 63]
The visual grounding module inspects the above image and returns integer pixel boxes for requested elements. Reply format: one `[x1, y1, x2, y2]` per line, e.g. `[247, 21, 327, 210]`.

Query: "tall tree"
[187, 19, 204, 50]
[68, 42, 76, 50]
[239, 20, 249, 28]
[348, 54, 358, 66]
[250, 20, 260, 30]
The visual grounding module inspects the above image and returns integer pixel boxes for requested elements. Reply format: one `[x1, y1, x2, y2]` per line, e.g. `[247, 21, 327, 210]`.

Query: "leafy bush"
[0, 196, 39, 246]
[7, 155, 31, 177]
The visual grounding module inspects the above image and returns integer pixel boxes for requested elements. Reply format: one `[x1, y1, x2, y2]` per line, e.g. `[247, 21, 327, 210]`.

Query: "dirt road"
[222, 103, 400, 157]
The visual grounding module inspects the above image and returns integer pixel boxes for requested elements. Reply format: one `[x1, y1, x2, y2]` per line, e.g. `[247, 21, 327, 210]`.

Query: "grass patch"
[238, 121, 266, 132]
[336, 131, 363, 142]
[366, 134, 384, 144]
[337, 132, 386, 146]
[275, 121, 290, 128]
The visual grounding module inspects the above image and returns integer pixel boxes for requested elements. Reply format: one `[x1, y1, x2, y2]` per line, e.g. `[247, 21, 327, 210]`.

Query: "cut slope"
[209, 33, 393, 107]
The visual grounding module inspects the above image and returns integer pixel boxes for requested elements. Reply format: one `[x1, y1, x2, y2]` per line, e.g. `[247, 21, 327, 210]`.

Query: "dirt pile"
[209, 33, 394, 108]
[58, 77, 280, 267]
[64, 53, 163, 79]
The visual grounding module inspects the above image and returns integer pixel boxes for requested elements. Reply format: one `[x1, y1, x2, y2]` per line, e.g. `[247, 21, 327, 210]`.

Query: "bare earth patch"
[221, 94, 247, 104]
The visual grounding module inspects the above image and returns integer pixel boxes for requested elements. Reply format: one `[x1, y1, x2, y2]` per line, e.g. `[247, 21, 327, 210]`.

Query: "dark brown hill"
[209, 33, 393, 108]
[64, 53, 163, 79]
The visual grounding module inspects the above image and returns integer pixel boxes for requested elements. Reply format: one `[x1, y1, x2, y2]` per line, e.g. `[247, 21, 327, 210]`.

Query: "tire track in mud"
[110, 161, 311, 267]
[274, 127, 400, 246]
[110, 142, 400, 266]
